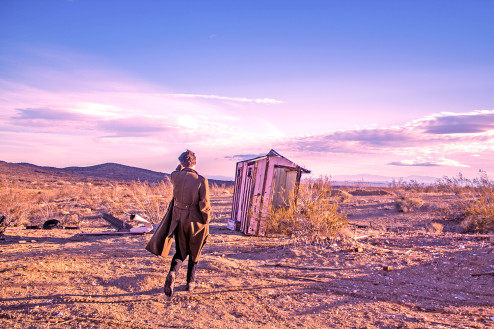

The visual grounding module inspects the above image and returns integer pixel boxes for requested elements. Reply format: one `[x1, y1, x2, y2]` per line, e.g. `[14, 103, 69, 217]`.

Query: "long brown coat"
[146, 168, 210, 262]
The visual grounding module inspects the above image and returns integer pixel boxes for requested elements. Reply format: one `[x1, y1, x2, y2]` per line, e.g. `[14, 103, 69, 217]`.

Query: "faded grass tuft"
[394, 196, 424, 213]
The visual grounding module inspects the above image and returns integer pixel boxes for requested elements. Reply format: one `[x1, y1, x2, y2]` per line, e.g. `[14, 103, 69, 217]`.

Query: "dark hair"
[179, 150, 196, 167]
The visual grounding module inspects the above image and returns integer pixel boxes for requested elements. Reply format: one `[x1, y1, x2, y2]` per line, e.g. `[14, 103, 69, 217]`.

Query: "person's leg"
[164, 231, 184, 296]
[186, 260, 198, 292]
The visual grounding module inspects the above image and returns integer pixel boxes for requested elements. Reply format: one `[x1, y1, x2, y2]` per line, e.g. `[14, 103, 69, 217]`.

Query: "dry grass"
[210, 183, 234, 196]
[267, 177, 348, 243]
[435, 171, 494, 232]
[388, 171, 494, 233]
[0, 176, 174, 227]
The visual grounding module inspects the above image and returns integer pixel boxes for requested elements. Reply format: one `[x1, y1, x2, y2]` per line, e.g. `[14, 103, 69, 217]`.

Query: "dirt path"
[1, 195, 493, 328]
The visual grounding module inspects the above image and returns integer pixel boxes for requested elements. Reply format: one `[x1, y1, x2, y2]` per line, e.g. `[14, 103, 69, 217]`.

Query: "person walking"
[146, 150, 211, 296]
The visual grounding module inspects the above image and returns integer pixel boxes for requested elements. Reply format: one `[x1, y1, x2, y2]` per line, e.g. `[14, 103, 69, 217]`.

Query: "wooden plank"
[101, 213, 133, 230]
[78, 231, 146, 236]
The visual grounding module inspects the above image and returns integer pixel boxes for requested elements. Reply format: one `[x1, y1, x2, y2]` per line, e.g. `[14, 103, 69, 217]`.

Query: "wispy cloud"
[12, 108, 88, 121]
[224, 153, 265, 161]
[278, 110, 494, 172]
[388, 159, 469, 167]
[173, 93, 283, 104]
[284, 110, 494, 153]
[416, 111, 494, 134]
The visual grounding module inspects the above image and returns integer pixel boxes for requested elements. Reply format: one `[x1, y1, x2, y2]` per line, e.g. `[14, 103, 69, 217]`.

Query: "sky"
[1, 0, 494, 181]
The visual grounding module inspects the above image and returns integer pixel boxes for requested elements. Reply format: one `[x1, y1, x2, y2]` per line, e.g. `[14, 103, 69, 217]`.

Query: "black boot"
[164, 271, 176, 296]
[186, 260, 198, 292]
[164, 257, 183, 296]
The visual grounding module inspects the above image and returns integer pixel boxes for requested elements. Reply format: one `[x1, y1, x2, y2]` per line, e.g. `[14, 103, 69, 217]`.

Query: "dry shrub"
[267, 178, 348, 244]
[435, 171, 494, 232]
[394, 196, 424, 213]
[129, 181, 172, 224]
[331, 189, 352, 202]
[391, 179, 437, 193]
[210, 183, 234, 196]
[0, 174, 174, 229]
[0, 176, 35, 227]
[425, 222, 444, 234]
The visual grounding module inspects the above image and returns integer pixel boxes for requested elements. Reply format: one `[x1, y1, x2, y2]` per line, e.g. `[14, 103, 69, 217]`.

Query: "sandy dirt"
[1, 193, 494, 328]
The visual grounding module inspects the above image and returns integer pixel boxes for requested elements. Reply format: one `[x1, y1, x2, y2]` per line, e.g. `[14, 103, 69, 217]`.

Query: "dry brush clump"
[394, 196, 424, 213]
[267, 178, 348, 244]
[331, 189, 352, 202]
[0, 175, 36, 228]
[435, 171, 494, 232]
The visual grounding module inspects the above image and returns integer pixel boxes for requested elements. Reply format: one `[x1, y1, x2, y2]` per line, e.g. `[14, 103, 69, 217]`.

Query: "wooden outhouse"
[229, 149, 310, 236]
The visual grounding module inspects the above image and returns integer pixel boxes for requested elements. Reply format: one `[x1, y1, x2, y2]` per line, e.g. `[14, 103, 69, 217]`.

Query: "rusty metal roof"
[237, 149, 310, 173]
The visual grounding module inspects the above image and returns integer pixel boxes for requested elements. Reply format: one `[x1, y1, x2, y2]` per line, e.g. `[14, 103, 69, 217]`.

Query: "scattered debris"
[471, 271, 494, 277]
[264, 263, 345, 271]
[79, 213, 156, 236]
[42, 219, 62, 230]
[453, 294, 467, 301]
[129, 214, 157, 233]
[354, 235, 369, 240]
[101, 213, 133, 231]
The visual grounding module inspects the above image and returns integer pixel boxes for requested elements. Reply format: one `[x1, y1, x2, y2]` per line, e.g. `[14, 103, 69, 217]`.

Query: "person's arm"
[198, 178, 211, 224]
[171, 164, 183, 184]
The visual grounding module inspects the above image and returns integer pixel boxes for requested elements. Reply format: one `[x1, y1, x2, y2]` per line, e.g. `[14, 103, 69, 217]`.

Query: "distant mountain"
[62, 163, 168, 182]
[0, 161, 234, 186]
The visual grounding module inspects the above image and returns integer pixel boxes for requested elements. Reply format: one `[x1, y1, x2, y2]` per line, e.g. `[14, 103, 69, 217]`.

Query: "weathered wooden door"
[239, 162, 256, 233]
[272, 166, 298, 208]
[231, 163, 243, 223]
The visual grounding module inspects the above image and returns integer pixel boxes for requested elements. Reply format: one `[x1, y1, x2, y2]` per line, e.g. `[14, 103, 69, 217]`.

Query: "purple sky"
[1, 1, 494, 180]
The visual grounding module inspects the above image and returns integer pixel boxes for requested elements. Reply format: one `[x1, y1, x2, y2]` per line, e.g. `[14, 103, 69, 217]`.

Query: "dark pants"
[169, 228, 198, 283]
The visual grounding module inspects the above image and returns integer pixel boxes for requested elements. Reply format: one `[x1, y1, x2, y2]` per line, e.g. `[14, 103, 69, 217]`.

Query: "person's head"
[178, 150, 196, 168]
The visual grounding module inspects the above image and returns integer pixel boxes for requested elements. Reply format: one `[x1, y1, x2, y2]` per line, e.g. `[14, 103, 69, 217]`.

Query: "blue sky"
[1, 0, 494, 180]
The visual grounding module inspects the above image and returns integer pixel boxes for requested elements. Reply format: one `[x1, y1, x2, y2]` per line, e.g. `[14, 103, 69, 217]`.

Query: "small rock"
[19, 240, 27, 244]
[459, 245, 465, 249]
[453, 294, 467, 301]
[30, 240, 36, 243]
[383, 266, 392, 271]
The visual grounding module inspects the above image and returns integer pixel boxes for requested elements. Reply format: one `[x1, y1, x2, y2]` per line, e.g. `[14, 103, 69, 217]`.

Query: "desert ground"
[1, 166, 494, 328]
